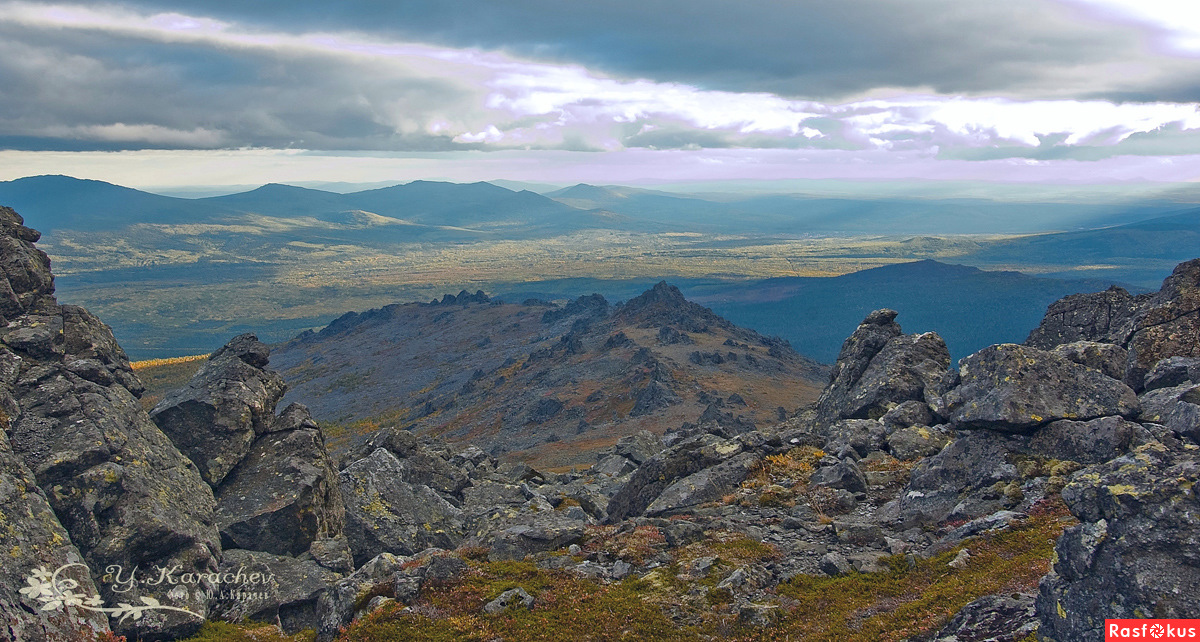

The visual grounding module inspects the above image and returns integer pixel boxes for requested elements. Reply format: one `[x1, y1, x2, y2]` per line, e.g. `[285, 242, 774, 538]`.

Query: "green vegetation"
[178, 621, 314, 642]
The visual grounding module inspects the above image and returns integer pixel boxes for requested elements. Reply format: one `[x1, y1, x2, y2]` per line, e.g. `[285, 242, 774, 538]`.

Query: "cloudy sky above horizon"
[1, 0, 1199, 190]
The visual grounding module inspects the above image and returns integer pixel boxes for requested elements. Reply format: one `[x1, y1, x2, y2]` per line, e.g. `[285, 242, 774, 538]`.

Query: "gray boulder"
[931, 592, 1038, 642]
[484, 587, 535, 613]
[894, 430, 1024, 528]
[1037, 443, 1200, 641]
[1143, 356, 1200, 392]
[1028, 416, 1144, 465]
[644, 451, 760, 516]
[214, 420, 346, 559]
[1025, 286, 1143, 351]
[1124, 258, 1200, 389]
[1050, 340, 1128, 381]
[605, 433, 744, 522]
[210, 549, 341, 634]
[810, 458, 869, 494]
[0, 207, 54, 323]
[339, 449, 464, 566]
[943, 344, 1139, 432]
[887, 424, 952, 461]
[150, 333, 287, 487]
[314, 552, 407, 642]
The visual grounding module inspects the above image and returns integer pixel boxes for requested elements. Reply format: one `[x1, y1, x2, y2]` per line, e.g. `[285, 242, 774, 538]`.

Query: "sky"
[0, 0, 1199, 192]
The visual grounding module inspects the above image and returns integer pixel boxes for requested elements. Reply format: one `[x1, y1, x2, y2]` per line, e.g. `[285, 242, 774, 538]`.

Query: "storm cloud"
[0, 0, 1197, 184]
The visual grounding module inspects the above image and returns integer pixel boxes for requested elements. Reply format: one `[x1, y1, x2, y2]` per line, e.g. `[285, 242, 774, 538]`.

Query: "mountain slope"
[270, 284, 827, 468]
[697, 260, 1124, 363]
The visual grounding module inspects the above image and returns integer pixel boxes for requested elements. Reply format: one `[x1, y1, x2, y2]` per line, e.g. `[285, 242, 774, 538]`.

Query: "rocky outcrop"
[1, 429, 111, 641]
[0, 207, 220, 641]
[1037, 443, 1200, 642]
[1027, 259, 1200, 391]
[816, 309, 950, 424]
[605, 433, 748, 522]
[942, 344, 1139, 432]
[150, 334, 287, 487]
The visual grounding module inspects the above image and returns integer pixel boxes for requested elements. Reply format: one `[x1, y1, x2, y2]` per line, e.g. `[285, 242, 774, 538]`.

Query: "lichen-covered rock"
[1143, 356, 1200, 392]
[943, 344, 1139, 432]
[1028, 416, 1145, 465]
[644, 451, 759, 516]
[1050, 340, 1128, 382]
[605, 433, 744, 522]
[1025, 286, 1143, 351]
[1124, 259, 1200, 389]
[816, 310, 951, 424]
[214, 420, 346, 559]
[150, 333, 287, 487]
[484, 587, 535, 613]
[339, 448, 464, 566]
[0, 206, 54, 323]
[314, 552, 408, 642]
[823, 418, 888, 458]
[894, 430, 1025, 528]
[1037, 443, 1200, 642]
[211, 549, 341, 634]
[0, 429, 111, 642]
[810, 458, 869, 494]
[10, 364, 219, 641]
[932, 592, 1038, 642]
[887, 424, 952, 461]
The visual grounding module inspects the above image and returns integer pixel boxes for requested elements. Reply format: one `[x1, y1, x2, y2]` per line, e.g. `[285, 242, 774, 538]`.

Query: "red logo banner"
[1107, 620, 1200, 640]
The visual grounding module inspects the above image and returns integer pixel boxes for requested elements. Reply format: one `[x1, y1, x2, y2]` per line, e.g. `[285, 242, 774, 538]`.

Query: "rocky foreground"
[1, 202, 1198, 641]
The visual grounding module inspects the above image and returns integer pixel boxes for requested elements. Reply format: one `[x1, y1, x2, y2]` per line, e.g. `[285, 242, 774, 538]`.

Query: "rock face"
[0, 207, 220, 641]
[1027, 259, 1200, 391]
[1038, 443, 1200, 642]
[0, 429, 111, 641]
[816, 309, 950, 424]
[942, 344, 1139, 432]
[150, 334, 288, 487]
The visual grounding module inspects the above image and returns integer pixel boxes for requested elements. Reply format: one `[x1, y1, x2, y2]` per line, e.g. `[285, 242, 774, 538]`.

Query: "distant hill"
[959, 206, 1200, 287]
[693, 260, 1127, 363]
[270, 284, 827, 468]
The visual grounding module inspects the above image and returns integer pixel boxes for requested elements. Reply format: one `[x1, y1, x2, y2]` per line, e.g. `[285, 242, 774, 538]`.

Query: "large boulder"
[816, 309, 950, 424]
[605, 433, 744, 522]
[150, 333, 287, 487]
[211, 549, 341, 634]
[339, 449, 464, 566]
[214, 414, 346, 560]
[644, 451, 760, 516]
[943, 344, 1139, 432]
[893, 430, 1025, 528]
[1037, 443, 1200, 641]
[0, 429, 111, 641]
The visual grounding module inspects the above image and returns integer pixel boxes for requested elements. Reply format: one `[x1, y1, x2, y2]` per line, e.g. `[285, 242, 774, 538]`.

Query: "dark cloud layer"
[114, 0, 1165, 101]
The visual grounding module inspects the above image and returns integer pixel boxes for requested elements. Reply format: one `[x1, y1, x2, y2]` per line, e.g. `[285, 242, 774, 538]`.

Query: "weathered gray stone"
[943, 344, 1139, 432]
[644, 451, 759, 516]
[484, 587, 534, 613]
[211, 549, 341, 634]
[315, 552, 408, 642]
[214, 423, 346, 558]
[1025, 286, 1143, 351]
[605, 433, 743, 522]
[1029, 416, 1142, 465]
[816, 310, 950, 424]
[339, 449, 464, 566]
[1038, 443, 1200, 642]
[150, 334, 287, 487]
[1051, 340, 1128, 382]
[887, 424, 952, 461]
[810, 458, 868, 494]
[932, 592, 1038, 642]
[818, 552, 853, 576]
[1143, 356, 1200, 392]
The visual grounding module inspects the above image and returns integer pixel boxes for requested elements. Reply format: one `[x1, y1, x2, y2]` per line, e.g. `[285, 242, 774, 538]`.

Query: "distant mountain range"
[2, 174, 1190, 236]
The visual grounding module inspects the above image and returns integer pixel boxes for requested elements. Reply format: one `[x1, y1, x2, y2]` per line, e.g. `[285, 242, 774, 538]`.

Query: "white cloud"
[1059, 0, 1200, 55]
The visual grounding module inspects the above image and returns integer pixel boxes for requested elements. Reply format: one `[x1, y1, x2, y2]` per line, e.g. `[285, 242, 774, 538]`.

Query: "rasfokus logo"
[1107, 620, 1200, 640]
